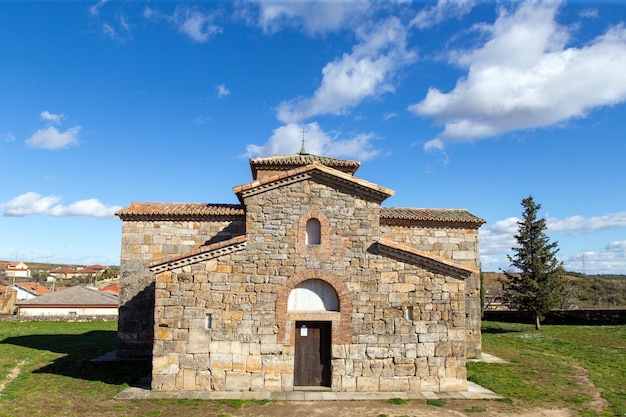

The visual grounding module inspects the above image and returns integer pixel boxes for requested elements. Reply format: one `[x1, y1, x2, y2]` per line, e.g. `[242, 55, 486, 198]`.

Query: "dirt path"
[0, 360, 24, 393]
[570, 362, 608, 413]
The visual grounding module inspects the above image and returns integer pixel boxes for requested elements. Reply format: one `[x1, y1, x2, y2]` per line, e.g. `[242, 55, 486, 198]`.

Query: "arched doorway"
[288, 279, 337, 387]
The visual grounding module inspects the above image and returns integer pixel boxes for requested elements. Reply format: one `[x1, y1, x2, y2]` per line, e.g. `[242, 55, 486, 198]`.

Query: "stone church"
[116, 151, 484, 393]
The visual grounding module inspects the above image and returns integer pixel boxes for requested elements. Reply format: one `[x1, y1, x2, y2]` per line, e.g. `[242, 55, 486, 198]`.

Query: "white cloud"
[193, 116, 210, 125]
[2, 192, 122, 218]
[560, 241, 626, 275]
[25, 126, 81, 150]
[40, 110, 63, 124]
[480, 211, 626, 273]
[409, 1, 626, 149]
[277, 17, 415, 123]
[547, 212, 626, 234]
[217, 84, 230, 98]
[411, 0, 475, 30]
[383, 112, 398, 121]
[246, 122, 380, 161]
[579, 8, 598, 19]
[250, 0, 370, 35]
[4, 132, 15, 142]
[172, 5, 222, 43]
[89, 0, 108, 17]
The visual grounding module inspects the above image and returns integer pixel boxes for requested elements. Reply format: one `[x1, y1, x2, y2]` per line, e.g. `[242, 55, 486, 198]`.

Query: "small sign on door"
[300, 325, 307, 336]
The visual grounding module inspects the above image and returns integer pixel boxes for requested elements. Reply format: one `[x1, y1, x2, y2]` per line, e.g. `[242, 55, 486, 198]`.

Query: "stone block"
[153, 354, 179, 375]
[332, 344, 347, 359]
[394, 363, 416, 376]
[263, 357, 292, 374]
[356, 376, 379, 392]
[224, 310, 243, 321]
[260, 343, 283, 355]
[421, 376, 440, 392]
[379, 377, 409, 392]
[418, 333, 439, 343]
[439, 377, 467, 392]
[342, 376, 357, 392]
[246, 355, 262, 373]
[152, 374, 176, 391]
[183, 368, 197, 390]
[417, 342, 434, 357]
[281, 373, 294, 391]
[187, 340, 209, 354]
[349, 344, 366, 358]
[210, 353, 232, 371]
[434, 342, 452, 357]
[264, 373, 282, 392]
[232, 354, 247, 372]
[366, 347, 387, 359]
[155, 327, 173, 341]
[250, 373, 265, 391]
[196, 370, 211, 390]
[225, 372, 251, 391]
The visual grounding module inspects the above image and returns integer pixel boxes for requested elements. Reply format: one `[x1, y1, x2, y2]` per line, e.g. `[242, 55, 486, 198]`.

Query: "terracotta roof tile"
[250, 153, 360, 178]
[381, 207, 485, 226]
[116, 202, 245, 220]
[16, 282, 51, 295]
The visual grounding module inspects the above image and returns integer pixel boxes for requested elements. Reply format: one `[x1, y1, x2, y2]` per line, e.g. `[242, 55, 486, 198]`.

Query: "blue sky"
[1, 0, 625, 274]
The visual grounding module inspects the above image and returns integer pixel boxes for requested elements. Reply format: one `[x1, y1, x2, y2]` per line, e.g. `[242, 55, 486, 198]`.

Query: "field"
[0, 320, 624, 417]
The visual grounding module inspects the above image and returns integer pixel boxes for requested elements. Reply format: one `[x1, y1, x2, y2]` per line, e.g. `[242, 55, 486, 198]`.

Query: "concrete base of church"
[116, 381, 502, 401]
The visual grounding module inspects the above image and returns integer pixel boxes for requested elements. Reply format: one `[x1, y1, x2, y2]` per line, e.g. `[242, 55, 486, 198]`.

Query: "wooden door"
[294, 321, 331, 387]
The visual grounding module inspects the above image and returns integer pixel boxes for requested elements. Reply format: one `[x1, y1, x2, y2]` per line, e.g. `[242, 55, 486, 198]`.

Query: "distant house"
[16, 286, 118, 316]
[10, 282, 51, 301]
[4, 262, 31, 279]
[48, 265, 108, 281]
[85, 265, 108, 275]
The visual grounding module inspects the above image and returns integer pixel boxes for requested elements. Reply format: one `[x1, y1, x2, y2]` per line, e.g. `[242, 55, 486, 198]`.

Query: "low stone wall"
[483, 309, 626, 325]
[0, 315, 117, 323]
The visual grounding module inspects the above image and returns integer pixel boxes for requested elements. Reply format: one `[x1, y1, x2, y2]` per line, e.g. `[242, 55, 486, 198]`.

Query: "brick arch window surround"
[277, 269, 353, 345]
[297, 210, 330, 256]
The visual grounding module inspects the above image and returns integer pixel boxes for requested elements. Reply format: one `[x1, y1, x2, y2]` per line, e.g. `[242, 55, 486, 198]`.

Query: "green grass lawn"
[0, 321, 149, 416]
[468, 321, 626, 417]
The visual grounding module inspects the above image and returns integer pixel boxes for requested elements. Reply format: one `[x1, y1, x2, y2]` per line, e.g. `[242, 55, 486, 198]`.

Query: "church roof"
[377, 237, 479, 278]
[250, 153, 360, 178]
[116, 203, 244, 220]
[380, 208, 485, 227]
[148, 235, 247, 273]
[234, 163, 394, 204]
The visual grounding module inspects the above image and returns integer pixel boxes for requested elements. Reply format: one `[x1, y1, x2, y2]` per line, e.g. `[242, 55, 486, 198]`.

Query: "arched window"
[288, 279, 339, 311]
[305, 218, 321, 245]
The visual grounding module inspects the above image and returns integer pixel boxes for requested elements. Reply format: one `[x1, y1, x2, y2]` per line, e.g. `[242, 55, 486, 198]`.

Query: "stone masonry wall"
[118, 218, 244, 357]
[380, 225, 482, 358]
[151, 179, 468, 392]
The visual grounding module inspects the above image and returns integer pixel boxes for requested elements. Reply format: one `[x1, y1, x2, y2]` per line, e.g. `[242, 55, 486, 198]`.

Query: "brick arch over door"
[277, 269, 353, 345]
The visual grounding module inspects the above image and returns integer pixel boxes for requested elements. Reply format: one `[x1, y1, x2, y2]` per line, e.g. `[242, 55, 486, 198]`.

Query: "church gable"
[234, 163, 393, 204]
[237, 168, 388, 263]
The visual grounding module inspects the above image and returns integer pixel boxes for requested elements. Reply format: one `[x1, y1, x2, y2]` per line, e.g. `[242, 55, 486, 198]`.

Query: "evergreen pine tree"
[502, 196, 567, 329]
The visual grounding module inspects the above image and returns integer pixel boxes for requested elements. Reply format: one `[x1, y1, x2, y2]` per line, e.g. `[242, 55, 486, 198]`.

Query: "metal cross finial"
[300, 128, 308, 154]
